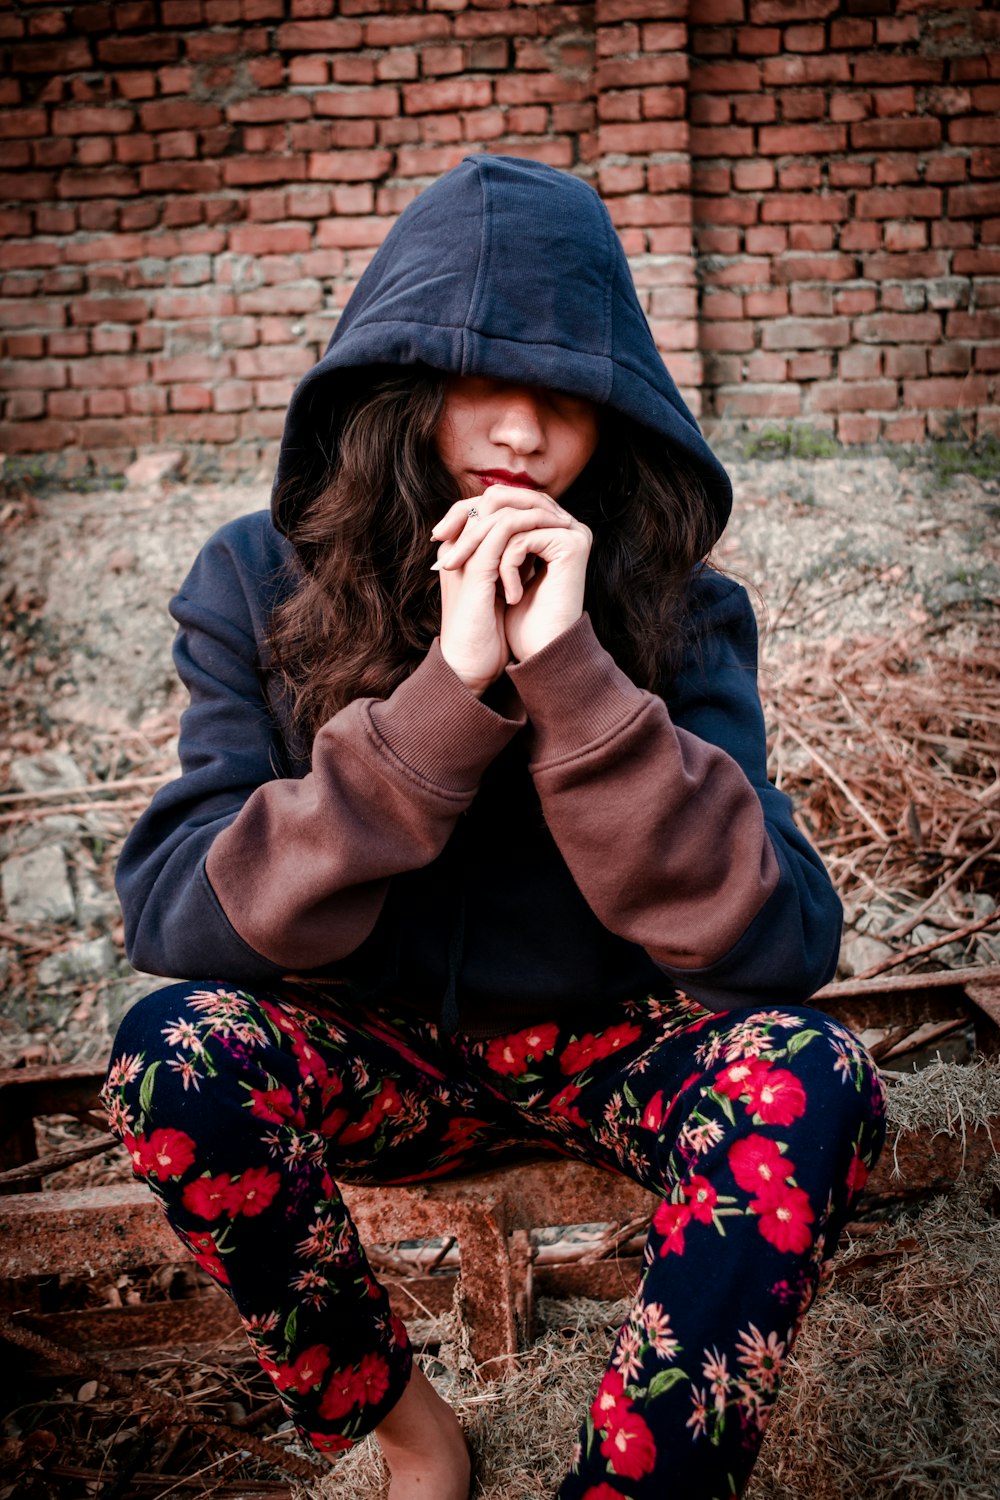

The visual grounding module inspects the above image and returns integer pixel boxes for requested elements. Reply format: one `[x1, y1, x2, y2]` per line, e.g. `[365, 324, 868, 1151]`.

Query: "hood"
[272, 154, 732, 538]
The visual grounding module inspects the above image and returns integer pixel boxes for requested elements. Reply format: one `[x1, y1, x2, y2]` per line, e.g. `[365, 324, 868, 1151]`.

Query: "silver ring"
[467, 506, 479, 518]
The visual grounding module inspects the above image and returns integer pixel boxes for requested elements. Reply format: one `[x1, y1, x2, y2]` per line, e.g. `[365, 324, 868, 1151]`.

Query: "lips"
[474, 469, 545, 491]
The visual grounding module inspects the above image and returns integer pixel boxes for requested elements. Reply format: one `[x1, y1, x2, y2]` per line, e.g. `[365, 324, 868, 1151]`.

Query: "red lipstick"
[474, 469, 544, 490]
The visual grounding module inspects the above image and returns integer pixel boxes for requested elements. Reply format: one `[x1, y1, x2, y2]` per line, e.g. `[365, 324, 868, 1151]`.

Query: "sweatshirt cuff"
[506, 613, 648, 763]
[368, 638, 526, 792]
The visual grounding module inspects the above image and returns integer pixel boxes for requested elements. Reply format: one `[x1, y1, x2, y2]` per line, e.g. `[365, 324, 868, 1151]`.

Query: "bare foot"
[374, 1361, 471, 1500]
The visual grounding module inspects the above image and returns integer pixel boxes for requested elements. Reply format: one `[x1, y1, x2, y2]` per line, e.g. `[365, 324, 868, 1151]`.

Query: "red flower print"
[752, 1182, 815, 1254]
[600, 1407, 657, 1481]
[728, 1135, 793, 1195]
[317, 1366, 361, 1422]
[133, 1127, 196, 1182]
[713, 1059, 769, 1101]
[845, 1153, 869, 1197]
[549, 1082, 587, 1128]
[582, 1487, 625, 1500]
[183, 1172, 235, 1221]
[247, 1084, 304, 1126]
[317, 1353, 391, 1422]
[682, 1174, 717, 1224]
[485, 1022, 558, 1076]
[339, 1080, 403, 1145]
[319, 1106, 349, 1140]
[442, 1117, 490, 1152]
[307, 1430, 353, 1454]
[641, 1090, 667, 1133]
[356, 1351, 391, 1407]
[272, 1343, 331, 1395]
[559, 1022, 642, 1076]
[653, 1199, 692, 1257]
[185, 1230, 229, 1286]
[224, 1164, 281, 1217]
[590, 1368, 632, 1431]
[749, 1067, 807, 1127]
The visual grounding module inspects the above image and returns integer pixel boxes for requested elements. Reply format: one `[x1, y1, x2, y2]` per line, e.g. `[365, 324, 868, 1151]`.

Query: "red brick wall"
[0, 0, 996, 470]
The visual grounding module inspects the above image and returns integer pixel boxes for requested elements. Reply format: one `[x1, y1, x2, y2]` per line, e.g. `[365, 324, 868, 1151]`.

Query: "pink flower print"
[560, 1022, 643, 1077]
[749, 1067, 807, 1127]
[642, 1302, 680, 1360]
[728, 1134, 793, 1195]
[600, 1407, 657, 1480]
[735, 1323, 786, 1391]
[682, 1174, 717, 1224]
[224, 1164, 281, 1217]
[272, 1343, 331, 1395]
[653, 1200, 692, 1257]
[183, 1172, 236, 1221]
[686, 1384, 709, 1440]
[132, 1127, 197, 1182]
[106, 1052, 144, 1090]
[702, 1346, 731, 1415]
[612, 1324, 644, 1384]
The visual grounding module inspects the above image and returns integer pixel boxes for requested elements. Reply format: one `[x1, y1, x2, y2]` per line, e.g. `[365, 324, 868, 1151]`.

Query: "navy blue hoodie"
[116, 156, 841, 1033]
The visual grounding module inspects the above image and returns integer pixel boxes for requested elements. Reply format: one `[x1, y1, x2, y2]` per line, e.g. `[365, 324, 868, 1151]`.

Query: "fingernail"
[430, 561, 442, 572]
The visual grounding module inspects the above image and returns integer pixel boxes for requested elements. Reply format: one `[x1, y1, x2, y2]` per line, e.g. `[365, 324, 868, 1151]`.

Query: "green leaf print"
[623, 1080, 641, 1109]
[138, 1060, 160, 1120]
[707, 1088, 736, 1127]
[645, 1366, 689, 1399]
[284, 1305, 298, 1348]
[785, 1027, 822, 1057]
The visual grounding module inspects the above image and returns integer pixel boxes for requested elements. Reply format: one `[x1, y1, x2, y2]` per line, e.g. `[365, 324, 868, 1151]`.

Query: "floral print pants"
[103, 982, 885, 1499]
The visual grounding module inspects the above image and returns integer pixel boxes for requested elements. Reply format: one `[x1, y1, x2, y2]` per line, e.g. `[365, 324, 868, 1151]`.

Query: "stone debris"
[123, 450, 184, 488]
[36, 936, 121, 989]
[1, 844, 76, 926]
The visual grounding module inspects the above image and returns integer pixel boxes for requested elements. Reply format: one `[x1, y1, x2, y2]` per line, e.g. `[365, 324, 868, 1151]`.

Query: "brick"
[929, 345, 972, 377]
[0, 418, 79, 451]
[141, 162, 222, 193]
[306, 149, 392, 182]
[68, 354, 149, 387]
[789, 285, 832, 316]
[760, 317, 851, 350]
[0, 299, 66, 329]
[883, 221, 927, 252]
[702, 290, 743, 319]
[902, 377, 989, 410]
[854, 313, 942, 345]
[70, 295, 147, 323]
[854, 56, 944, 86]
[97, 33, 181, 65]
[881, 414, 925, 443]
[733, 160, 774, 191]
[715, 384, 802, 418]
[693, 196, 757, 226]
[745, 225, 787, 254]
[762, 55, 850, 86]
[689, 61, 761, 92]
[949, 183, 1000, 219]
[688, 125, 753, 156]
[809, 380, 897, 412]
[225, 156, 308, 185]
[494, 73, 588, 107]
[691, 94, 730, 125]
[760, 193, 849, 224]
[829, 18, 872, 47]
[863, 251, 948, 281]
[830, 92, 872, 124]
[830, 161, 872, 188]
[601, 122, 688, 153]
[0, 108, 48, 139]
[314, 87, 400, 118]
[871, 87, 915, 119]
[744, 288, 788, 317]
[836, 414, 880, 444]
[874, 157, 922, 188]
[947, 311, 1000, 340]
[787, 352, 832, 380]
[11, 39, 93, 72]
[856, 188, 942, 220]
[57, 168, 139, 197]
[693, 163, 732, 195]
[699, 321, 755, 352]
[840, 345, 883, 381]
[736, 27, 781, 55]
[781, 91, 826, 123]
[0, 171, 55, 201]
[851, 119, 942, 151]
[758, 124, 847, 156]
[276, 19, 362, 49]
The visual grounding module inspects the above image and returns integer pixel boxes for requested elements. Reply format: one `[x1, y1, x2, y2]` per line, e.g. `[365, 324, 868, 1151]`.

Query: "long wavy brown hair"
[267, 364, 721, 738]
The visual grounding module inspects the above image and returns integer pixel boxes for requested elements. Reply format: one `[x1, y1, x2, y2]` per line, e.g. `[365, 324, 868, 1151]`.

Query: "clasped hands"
[432, 483, 593, 698]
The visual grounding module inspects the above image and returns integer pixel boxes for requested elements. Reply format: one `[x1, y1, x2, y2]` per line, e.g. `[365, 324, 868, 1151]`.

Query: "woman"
[104, 155, 885, 1499]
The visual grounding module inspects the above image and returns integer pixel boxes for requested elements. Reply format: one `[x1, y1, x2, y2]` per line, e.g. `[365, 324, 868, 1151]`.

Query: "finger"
[430, 484, 567, 541]
[435, 505, 574, 572]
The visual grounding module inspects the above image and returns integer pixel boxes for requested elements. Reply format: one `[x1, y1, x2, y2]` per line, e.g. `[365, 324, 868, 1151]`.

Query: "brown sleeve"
[505, 614, 780, 970]
[205, 640, 525, 969]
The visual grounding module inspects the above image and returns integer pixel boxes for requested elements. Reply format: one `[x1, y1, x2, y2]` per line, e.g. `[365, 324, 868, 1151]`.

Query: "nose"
[488, 386, 545, 455]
